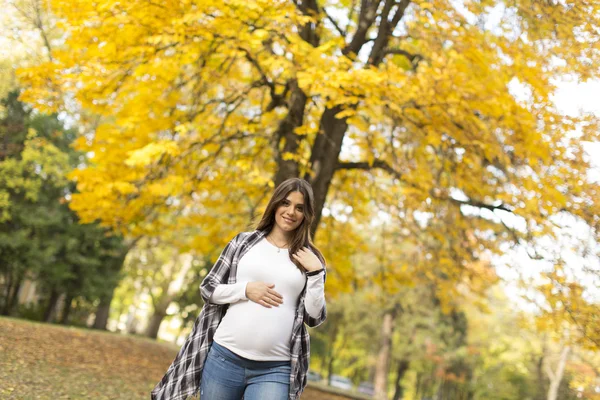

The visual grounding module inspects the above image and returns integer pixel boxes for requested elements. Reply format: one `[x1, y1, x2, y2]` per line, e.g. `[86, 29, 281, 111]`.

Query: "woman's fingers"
[267, 294, 283, 304]
[258, 292, 282, 307]
[248, 282, 284, 307]
[267, 288, 283, 299]
[261, 296, 280, 307]
[258, 299, 272, 308]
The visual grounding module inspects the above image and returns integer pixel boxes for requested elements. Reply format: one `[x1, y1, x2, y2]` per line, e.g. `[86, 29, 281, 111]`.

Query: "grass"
[0, 316, 180, 400]
[0, 316, 359, 400]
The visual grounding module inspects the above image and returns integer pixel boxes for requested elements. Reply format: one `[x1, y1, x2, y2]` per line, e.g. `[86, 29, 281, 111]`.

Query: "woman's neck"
[269, 226, 291, 246]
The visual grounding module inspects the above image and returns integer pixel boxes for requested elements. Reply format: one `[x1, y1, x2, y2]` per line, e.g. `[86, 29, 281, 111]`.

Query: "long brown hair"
[256, 178, 326, 271]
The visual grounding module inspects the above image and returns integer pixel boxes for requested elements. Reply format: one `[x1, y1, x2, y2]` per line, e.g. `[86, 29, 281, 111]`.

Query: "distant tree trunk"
[92, 248, 129, 330]
[127, 315, 139, 335]
[320, 350, 328, 375]
[415, 372, 423, 400]
[536, 354, 546, 400]
[59, 292, 74, 325]
[546, 346, 570, 400]
[374, 306, 398, 400]
[1, 273, 11, 315]
[327, 354, 335, 385]
[392, 359, 410, 400]
[92, 291, 113, 330]
[1, 272, 24, 316]
[146, 310, 167, 339]
[435, 379, 445, 400]
[326, 332, 344, 386]
[146, 269, 181, 339]
[44, 288, 60, 322]
[7, 277, 22, 312]
[325, 319, 342, 385]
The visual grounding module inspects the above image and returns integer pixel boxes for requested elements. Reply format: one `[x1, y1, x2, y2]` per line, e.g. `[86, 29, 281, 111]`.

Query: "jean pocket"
[211, 343, 233, 362]
[211, 348, 231, 365]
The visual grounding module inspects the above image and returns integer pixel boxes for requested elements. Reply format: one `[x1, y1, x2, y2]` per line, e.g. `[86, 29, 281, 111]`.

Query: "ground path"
[0, 317, 362, 400]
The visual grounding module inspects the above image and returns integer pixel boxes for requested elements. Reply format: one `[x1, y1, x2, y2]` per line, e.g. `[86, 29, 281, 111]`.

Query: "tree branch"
[238, 47, 287, 110]
[382, 48, 424, 67]
[338, 158, 517, 217]
[343, 0, 383, 57]
[294, 0, 321, 47]
[368, 0, 412, 65]
[12, 0, 54, 61]
[323, 7, 346, 37]
[337, 159, 402, 181]
[447, 197, 514, 213]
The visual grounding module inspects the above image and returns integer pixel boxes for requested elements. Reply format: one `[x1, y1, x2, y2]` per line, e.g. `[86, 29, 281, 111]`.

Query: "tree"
[0, 90, 126, 323]
[19, 0, 599, 293]
[0, 90, 70, 315]
[17, 0, 600, 371]
[545, 344, 570, 400]
[122, 237, 194, 339]
[0, 0, 58, 98]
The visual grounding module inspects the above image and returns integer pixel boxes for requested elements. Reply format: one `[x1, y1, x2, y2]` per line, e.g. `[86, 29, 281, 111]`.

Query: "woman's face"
[274, 191, 305, 233]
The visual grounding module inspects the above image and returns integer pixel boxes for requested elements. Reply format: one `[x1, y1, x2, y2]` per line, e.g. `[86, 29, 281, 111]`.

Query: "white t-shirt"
[210, 237, 324, 361]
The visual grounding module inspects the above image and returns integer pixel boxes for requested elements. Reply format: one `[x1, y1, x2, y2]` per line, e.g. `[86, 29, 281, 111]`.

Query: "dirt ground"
[0, 317, 360, 400]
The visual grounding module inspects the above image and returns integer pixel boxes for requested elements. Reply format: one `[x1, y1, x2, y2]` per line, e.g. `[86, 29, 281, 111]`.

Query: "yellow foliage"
[14, 0, 600, 329]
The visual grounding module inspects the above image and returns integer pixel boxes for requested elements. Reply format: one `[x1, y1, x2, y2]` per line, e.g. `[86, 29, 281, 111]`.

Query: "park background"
[0, 0, 599, 399]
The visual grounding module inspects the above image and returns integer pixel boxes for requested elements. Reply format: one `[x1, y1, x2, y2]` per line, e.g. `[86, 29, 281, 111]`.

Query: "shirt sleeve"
[199, 233, 241, 303]
[304, 270, 325, 318]
[207, 282, 248, 305]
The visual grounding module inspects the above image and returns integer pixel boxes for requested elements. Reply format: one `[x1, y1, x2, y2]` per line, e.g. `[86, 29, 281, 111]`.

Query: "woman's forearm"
[207, 282, 248, 304]
[304, 271, 325, 317]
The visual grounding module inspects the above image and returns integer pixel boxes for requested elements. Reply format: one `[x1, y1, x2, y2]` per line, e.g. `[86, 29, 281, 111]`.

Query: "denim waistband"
[211, 341, 291, 369]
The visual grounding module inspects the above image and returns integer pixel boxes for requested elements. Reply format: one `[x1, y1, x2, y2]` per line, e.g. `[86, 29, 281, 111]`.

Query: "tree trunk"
[44, 288, 60, 322]
[392, 359, 410, 400]
[271, 0, 408, 240]
[127, 314, 139, 335]
[92, 248, 129, 330]
[319, 348, 327, 373]
[374, 307, 398, 400]
[1, 274, 23, 316]
[325, 316, 341, 385]
[271, 0, 317, 187]
[305, 105, 348, 238]
[415, 372, 422, 400]
[327, 352, 335, 385]
[6, 275, 22, 315]
[1, 272, 14, 315]
[146, 310, 167, 339]
[536, 354, 546, 400]
[546, 346, 570, 400]
[273, 80, 307, 187]
[92, 291, 113, 330]
[60, 292, 74, 325]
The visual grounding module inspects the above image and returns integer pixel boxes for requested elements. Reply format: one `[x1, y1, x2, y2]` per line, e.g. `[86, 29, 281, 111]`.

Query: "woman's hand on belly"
[246, 282, 284, 308]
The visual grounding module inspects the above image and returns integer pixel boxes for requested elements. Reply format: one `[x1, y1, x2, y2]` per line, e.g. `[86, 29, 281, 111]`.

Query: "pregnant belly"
[215, 301, 296, 358]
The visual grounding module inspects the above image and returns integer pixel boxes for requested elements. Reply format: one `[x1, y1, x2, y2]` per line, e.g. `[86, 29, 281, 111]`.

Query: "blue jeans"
[200, 341, 291, 400]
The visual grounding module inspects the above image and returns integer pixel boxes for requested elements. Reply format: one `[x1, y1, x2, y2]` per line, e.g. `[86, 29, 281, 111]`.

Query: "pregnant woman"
[151, 178, 327, 400]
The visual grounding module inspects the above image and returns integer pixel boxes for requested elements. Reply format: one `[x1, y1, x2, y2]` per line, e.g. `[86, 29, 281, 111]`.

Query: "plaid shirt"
[151, 229, 327, 400]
